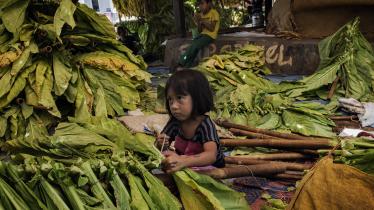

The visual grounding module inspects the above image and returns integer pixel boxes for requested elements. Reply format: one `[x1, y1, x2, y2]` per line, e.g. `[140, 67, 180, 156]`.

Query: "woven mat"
[117, 114, 234, 138]
[232, 176, 295, 210]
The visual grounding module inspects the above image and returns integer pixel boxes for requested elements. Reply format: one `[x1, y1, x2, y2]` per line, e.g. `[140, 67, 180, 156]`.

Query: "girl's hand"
[162, 151, 186, 174]
[155, 133, 170, 150]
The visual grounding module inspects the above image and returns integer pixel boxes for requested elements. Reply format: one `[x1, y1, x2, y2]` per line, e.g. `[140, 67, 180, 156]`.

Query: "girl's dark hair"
[165, 69, 214, 117]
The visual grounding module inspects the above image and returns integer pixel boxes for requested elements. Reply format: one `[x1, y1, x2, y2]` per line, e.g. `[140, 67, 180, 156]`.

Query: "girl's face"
[167, 89, 193, 121]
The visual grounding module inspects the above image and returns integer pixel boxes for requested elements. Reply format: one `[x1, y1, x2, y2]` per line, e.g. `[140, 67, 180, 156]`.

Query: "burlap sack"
[287, 156, 374, 210]
[117, 114, 170, 134]
[266, 0, 374, 40]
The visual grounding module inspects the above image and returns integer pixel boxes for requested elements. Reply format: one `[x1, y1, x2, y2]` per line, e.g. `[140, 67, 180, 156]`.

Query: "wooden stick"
[221, 138, 332, 149]
[363, 127, 374, 131]
[284, 170, 305, 176]
[330, 115, 358, 120]
[224, 152, 312, 161]
[268, 173, 303, 180]
[16, 98, 25, 104]
[198, 164, 287, 179]
[333, 126, 374, 133]
[333, 121, 360, 127]
[229, 128, 281, 139]
[327, 76, 340, 99]
[285, 149, 319, 155]
[229, 127, 330, 142]
[40, 46, 53, 53]
[217, 120, 328, 140]
[224, 156, 313, 171]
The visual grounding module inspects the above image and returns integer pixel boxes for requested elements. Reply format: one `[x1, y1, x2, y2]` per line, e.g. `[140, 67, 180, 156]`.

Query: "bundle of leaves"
[0, 0, 152, 141]
[196, 44, 336, 137]
[287, 17, 374, 101]
[1, 115, 248, 210]
[319, 137, 374, 174]
[197, 18, 374, 137]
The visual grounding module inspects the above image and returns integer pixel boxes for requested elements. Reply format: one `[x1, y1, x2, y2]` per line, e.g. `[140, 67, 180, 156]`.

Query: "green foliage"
[196, 44, 335, 137]
[0, 0, 152, 141]
[287, 17, 374, 101]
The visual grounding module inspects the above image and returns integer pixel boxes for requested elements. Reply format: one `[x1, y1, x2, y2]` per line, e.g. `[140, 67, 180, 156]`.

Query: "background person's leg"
[178, 35, 213, 67]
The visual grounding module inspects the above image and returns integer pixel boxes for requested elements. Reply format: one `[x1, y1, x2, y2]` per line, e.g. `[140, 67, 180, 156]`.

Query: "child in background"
[156, 70, 225, 173]
[177, 0, 220, 69]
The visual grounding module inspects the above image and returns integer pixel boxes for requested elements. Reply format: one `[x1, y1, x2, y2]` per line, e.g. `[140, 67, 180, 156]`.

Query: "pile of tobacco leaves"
[196, 18, 374, 138]
[0, 1, 249, 209]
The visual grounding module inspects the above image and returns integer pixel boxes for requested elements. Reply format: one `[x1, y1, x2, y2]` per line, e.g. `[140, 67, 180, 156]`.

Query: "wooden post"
[173, 0, 186, 37]
[264, 0, 273, 23]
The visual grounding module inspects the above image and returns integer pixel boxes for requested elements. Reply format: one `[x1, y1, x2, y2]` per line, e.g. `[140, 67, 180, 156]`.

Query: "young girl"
[156, 70, 225, 174]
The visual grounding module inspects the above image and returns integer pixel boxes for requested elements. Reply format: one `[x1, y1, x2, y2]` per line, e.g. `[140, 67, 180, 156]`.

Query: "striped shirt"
[162, 115, 225, 168]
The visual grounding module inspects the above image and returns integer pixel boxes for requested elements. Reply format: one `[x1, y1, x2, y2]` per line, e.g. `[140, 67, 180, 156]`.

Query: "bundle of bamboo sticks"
[198, 116, 374, 180]
[198, 120, 337, 180]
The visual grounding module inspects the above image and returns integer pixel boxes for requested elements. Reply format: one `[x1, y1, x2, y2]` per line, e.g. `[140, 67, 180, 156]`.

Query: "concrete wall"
[164, 34, 321, 75]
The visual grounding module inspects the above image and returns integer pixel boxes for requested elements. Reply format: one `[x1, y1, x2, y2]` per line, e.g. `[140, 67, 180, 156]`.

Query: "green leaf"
[38, 24, 57, 41]
[52, 122, 116, 152]
[109, 168, 131, 210]
[73, 72, 93, 122]
[256, 113, 281, 130]
[62, 35, 91, 46]
[2, 0, 29, 34]
[52, 52, 72, 96]
[80, 161, 115, 209]
[173, 171, 213, 210]
[20, 24, 35, 43]
[0, 70, 13, 98]
[75, 188, 101, 206]
[77, 176, 89, 187]
[0, 116, 7, 137]
[126, 171, 150, 210]
[72, 117, 163, 167]
[75, 4, 116, 38]
[6, 164, 49, 210]
[173, 169, 249, 210]
[287, 59, 343, 97]
[54, 0, 76, 37]
[11, 41, 38, 76]
[133, 175, 157, 210]
[21, 102, 33, 119]
[0, 176, 31, 210]
[138, 164, 182, 210]
[36, 61, 61, 117]
[282, 110, 335, 137]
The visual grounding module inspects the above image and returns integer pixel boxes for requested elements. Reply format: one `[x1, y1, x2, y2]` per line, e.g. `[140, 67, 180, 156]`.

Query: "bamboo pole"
[285, 149, 319, 155]
[229, 128, 281, 139]
[224, 156, 313, 171]
[224, 152, 312, 161]
[329, 115, 358, 120]
[197, 164, 287, 179]
[333, 121, 360, 127]
[334, 126, 374, 133]
[217, 120, 329, 140]
[268, 173, 303, 180]
[221, 138, 332, 149]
